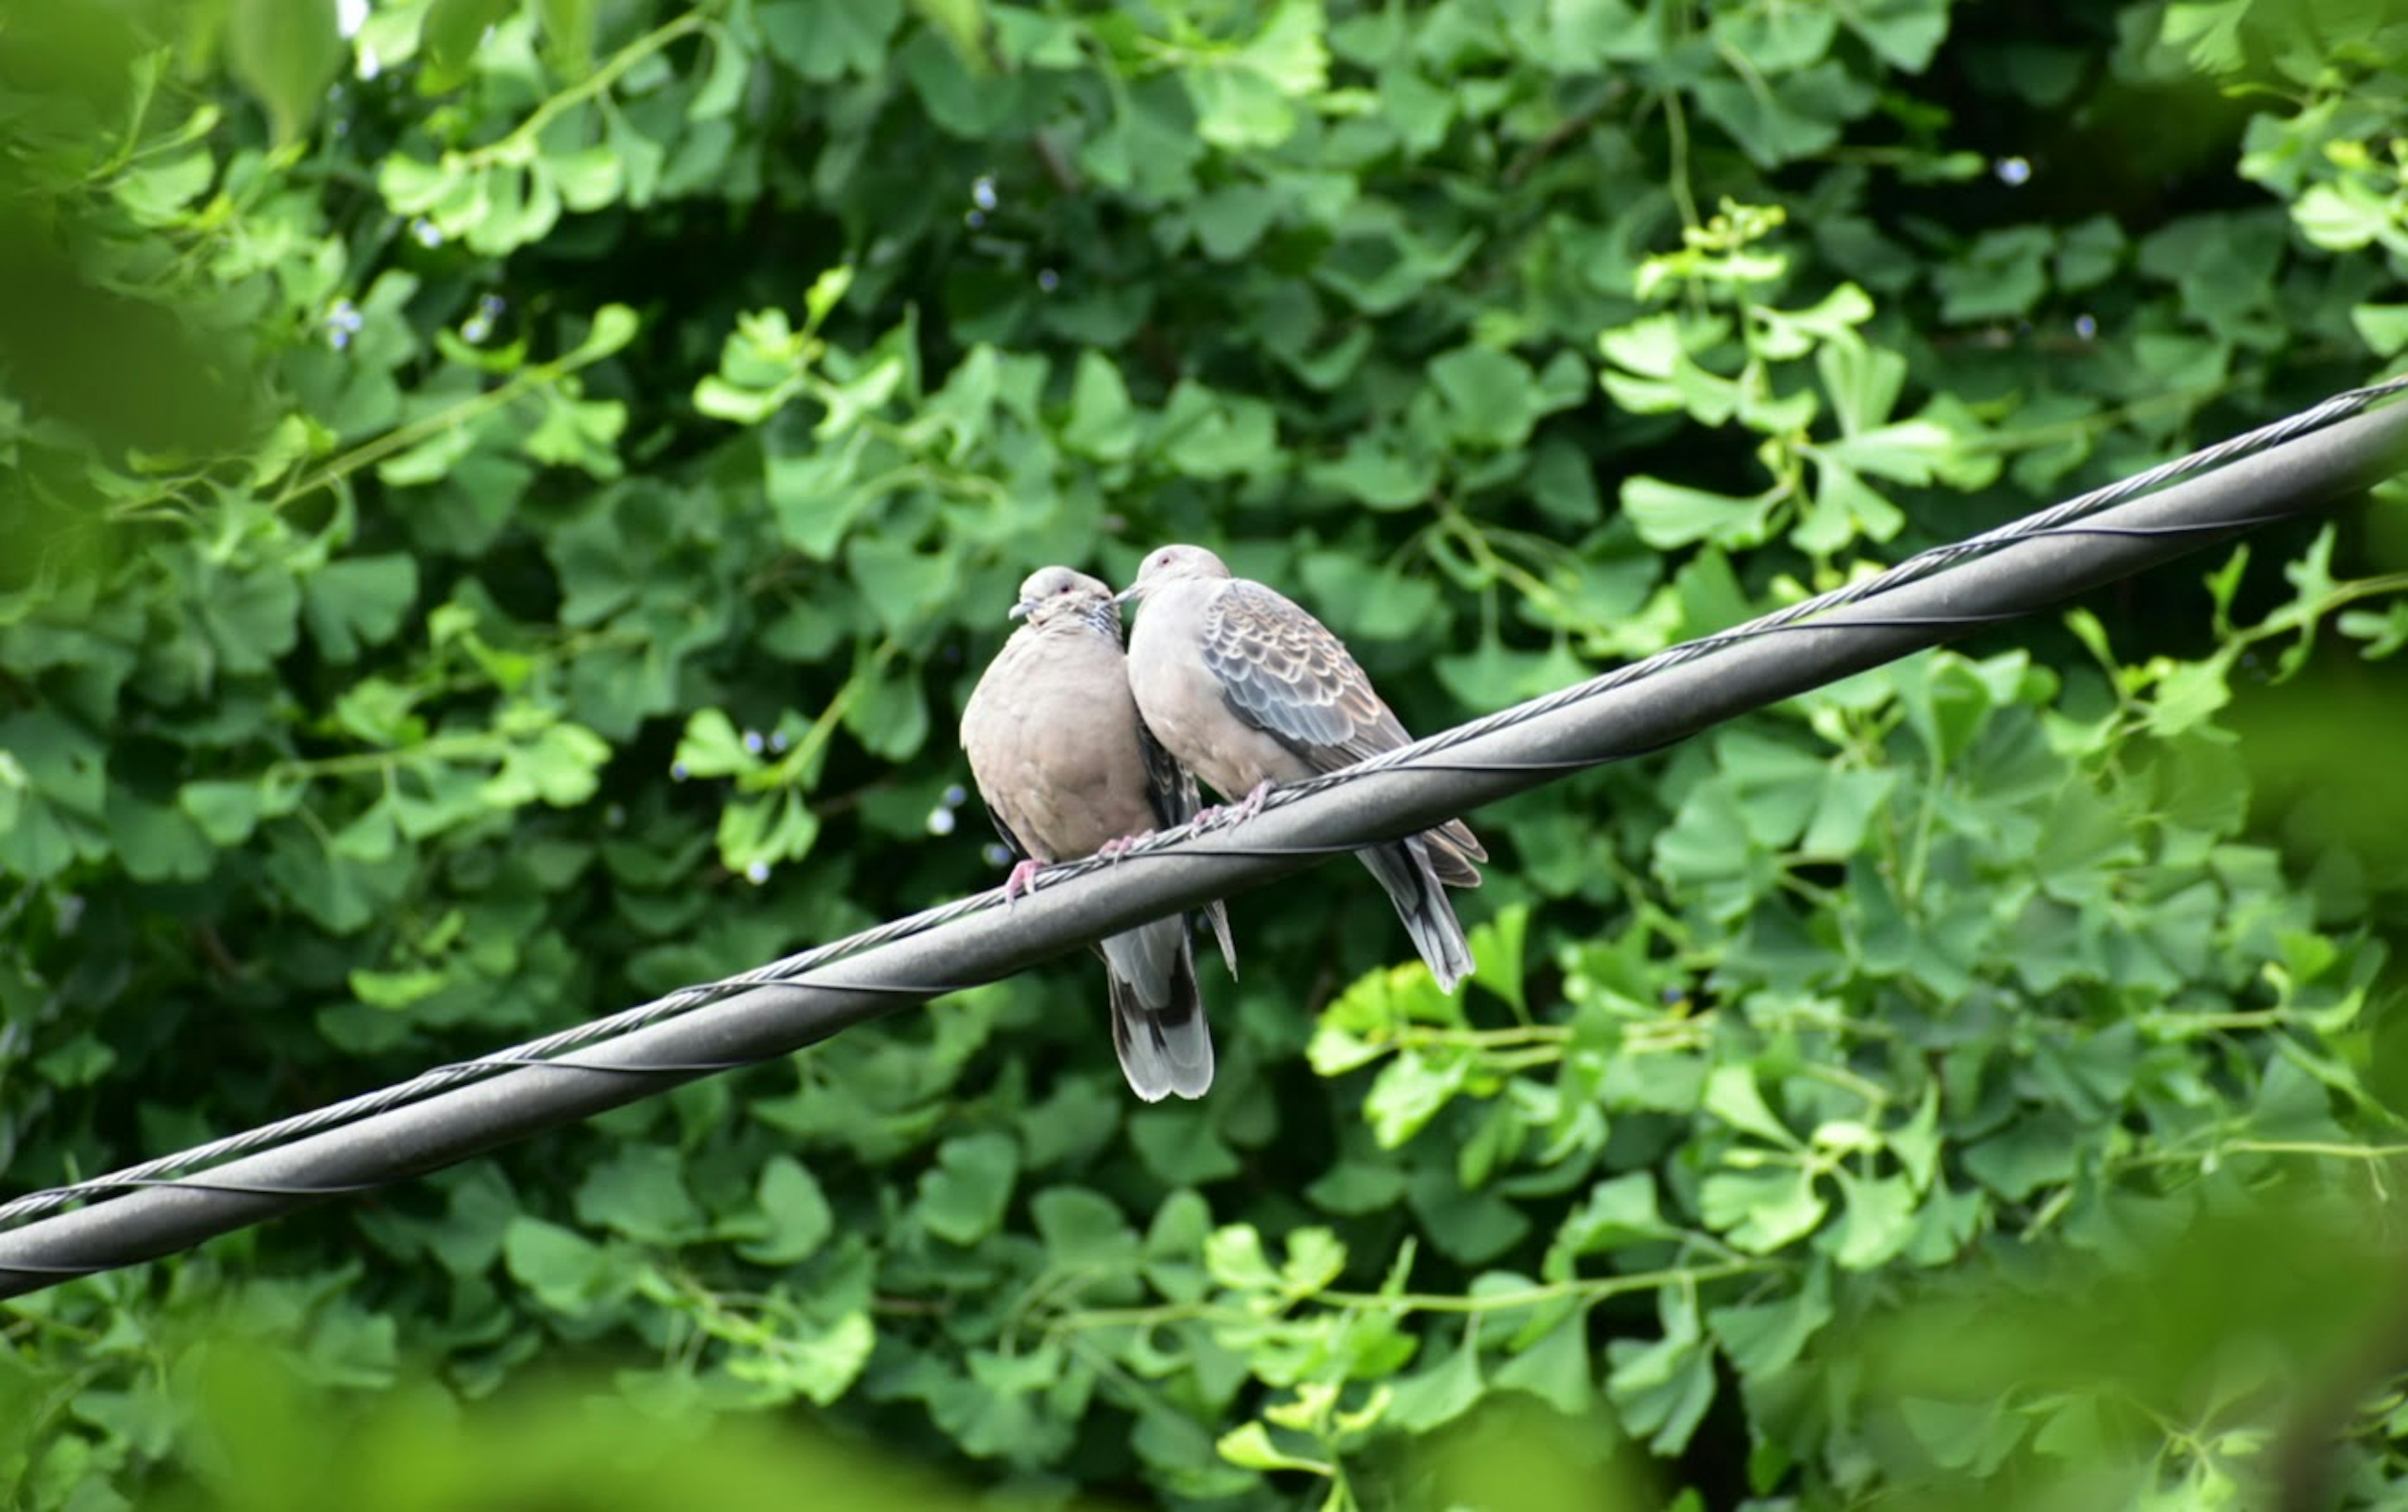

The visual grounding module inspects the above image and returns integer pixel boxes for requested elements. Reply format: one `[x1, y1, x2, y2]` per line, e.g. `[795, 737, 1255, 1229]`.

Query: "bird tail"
[1201, 898, 1240, 981]
[1357, 835, 1477, 993]
[1423, 817, 1487, 889]
[1097, 917, 1215, 1101]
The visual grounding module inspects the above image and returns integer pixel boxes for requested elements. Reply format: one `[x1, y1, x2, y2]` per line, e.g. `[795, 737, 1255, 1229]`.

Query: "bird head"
[1010, 566, 1121, 635]
[1116, 543, 1232, 605]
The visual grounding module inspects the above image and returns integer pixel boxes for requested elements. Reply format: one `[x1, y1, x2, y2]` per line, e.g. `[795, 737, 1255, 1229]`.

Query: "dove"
[959, 566, 1237, 1101]
[1117, 544, 1486, 992]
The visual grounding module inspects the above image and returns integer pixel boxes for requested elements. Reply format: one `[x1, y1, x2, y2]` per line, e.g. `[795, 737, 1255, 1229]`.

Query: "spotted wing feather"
[1198, 580, 1487, 884]
[1198, 581, 1407, 771]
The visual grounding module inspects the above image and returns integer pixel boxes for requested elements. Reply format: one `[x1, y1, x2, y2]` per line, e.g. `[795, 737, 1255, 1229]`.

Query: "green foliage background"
[6, 0, 2408, 1506]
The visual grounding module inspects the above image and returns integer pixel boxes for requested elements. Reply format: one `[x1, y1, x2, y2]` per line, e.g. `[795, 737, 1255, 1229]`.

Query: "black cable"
[0, 387, 2402, 1295]
[5, 391, 2391, 1238]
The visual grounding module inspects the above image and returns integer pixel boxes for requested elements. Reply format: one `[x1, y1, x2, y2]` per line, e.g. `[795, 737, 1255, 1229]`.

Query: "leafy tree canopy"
[5, 0, 2408, 1508]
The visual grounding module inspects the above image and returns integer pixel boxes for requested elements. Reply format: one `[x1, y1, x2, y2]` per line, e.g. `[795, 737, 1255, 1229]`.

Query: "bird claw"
[1192, 781, 1274, 832]
[1002, 859, 1045, 906]
[1097, 830, 1153, 864]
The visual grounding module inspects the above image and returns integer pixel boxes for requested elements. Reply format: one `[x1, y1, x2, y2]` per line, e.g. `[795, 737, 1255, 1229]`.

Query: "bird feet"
[1002, 859, 1046, 905]
[1193, 781, 1274, 831]
[1097, 830, 1154, 863]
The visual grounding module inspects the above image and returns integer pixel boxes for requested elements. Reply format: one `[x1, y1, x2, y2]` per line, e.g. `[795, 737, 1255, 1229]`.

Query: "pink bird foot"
[1193, 781, 1274, 831]
[1003, 859, 1045, 905]
[1097, 830, 1154, 863]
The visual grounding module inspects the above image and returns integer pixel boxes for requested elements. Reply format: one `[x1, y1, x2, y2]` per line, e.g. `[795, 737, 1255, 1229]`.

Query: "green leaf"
[423, 1166, 517, 1276]
[502, 1217, 616, 1314]
[1203, 1224, 1281, 1291]
[2352, 302, 2408, 357]
[347, 965, 445, 1009]
[1407, 1165, 1532, 1266]
[1493, 1310, 1598, 1416]
[196, 563, 304, 674]
[1844, 0, 1948, 69]
[1130, 1106, 1244, 1185]
[917, 1132, 1019, 1244]
[573, 1145, 705, 1244]
[1828, 1171, 1917, 1270]
[841, 647, 931, 761]
[1305, 1159, 1408, 1215]
[2145, 655, 2232, 737]
[1279, 1227, 1346, 1295]
[1156, 383, 1280, 477]
[1217, 1422, 1328, 1474]
[34, 1034, 116, 1087]
[107, 790, 213, 882]
[1709, 1265, 1833, 1375]
[228, 0, 344, 142]
[847, 536, 958, 634]
[1935, 226, 2054, 324]
[1622, 475, 1778, 550]
[1364, 1049, 1471, 1146]
[1606, 1306, 1716, 1454]
[1700, 1167, 1827, 1252]
[716, 791, 821, 872]
[302, 555, 419, 662]
[1896, 1396, 2021, 1473]
[742, 1312, 876, 1406]
[1387, 1323, 1484, 1432]
[1703, 1065, 1799, 1147]
[1428, 346, 1541, 450]
[537, 0, 596, 72]
[675, 709, 759, 780]
[758, 0, 904, 82]
[1061, 351, 1136, 460]
[1309, 434, 1434, 510]
[739, 1156, 835, 1264]
[179, 780, 267, 847]
[572, 303, 640, 361]
[480, 719, 610, 808]
[1186, 0, 1329, 151]
[1802, 768, 1898, 855]
[1962, 1111, 2081, 1200]
[1030, 1186, 1139, 1272]
[1549, 1171, 1669, 1269]
[424, 0, 517, 74]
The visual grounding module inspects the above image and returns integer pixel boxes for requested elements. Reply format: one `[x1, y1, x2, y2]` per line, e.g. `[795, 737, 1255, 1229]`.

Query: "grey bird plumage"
[959, 566, 1237, 1101]
[1118, 544, 1487, 992]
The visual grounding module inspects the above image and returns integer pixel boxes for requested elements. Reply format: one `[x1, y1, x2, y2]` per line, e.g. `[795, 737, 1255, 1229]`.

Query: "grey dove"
[1117, 544, 1487, 992]
[959, 566, 1237, 1101]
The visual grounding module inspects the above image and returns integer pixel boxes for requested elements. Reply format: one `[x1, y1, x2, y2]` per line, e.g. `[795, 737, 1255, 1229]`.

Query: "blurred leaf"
[226, 0, 343, 141]
[916, 1133, 1019, 1245]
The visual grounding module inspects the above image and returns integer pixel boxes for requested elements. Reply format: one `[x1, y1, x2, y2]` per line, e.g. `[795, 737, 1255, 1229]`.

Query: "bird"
[959, 565, 1237, 1101]
[1117, 544, 1487, 992]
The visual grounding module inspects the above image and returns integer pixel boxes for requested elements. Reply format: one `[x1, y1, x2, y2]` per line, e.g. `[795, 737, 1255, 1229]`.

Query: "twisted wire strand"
[1, 376, 2400, 1235]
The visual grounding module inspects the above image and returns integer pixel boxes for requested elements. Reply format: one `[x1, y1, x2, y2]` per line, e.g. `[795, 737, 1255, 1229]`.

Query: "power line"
[2, 385, 2405, 1296]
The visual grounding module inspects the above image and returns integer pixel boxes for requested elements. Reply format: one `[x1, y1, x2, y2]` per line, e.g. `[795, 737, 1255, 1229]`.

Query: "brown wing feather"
[1199, 581, 1408, 771]
[1200, 580, 1486, 885]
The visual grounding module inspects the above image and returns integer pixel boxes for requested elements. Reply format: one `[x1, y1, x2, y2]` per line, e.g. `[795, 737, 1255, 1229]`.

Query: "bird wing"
[1139, 713, 1240, 980]
[981, 801, 1032, 864]
[1198, 579, 1410, 773]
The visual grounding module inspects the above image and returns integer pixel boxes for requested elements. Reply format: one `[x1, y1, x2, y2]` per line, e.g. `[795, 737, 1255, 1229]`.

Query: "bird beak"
[1007, 597, 1037, 621]
[1112, 583, 1144, 605]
